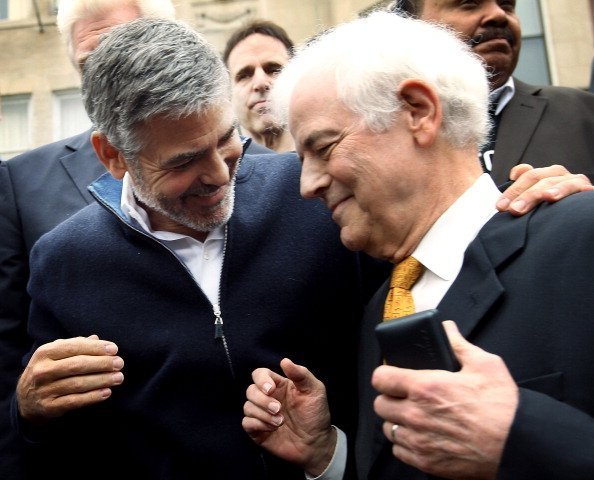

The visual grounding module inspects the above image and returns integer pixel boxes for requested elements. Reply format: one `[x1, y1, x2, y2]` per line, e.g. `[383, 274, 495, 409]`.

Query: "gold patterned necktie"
[383, 256, 424, 320]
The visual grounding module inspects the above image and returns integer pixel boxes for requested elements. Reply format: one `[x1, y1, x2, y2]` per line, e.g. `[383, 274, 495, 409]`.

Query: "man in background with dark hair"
[224, 19, 296, 152]
[388, 0, 594, 189]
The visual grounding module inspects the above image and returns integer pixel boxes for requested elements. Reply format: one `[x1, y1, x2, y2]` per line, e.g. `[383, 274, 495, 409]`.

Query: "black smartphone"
[374, 308, 460, 371]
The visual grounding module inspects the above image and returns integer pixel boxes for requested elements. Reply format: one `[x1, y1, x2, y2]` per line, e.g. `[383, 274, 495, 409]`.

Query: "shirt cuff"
[304, 426, 347, 480]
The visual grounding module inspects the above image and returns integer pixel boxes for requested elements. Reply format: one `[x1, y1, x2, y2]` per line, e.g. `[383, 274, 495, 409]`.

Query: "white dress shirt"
[120, 172, 225, 306]
[317, 173, 502, 480]
[412, 173, 501, 311]
[490, 76, 515, 116]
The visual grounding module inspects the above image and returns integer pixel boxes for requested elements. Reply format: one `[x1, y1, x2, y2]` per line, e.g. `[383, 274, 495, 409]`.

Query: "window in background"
[0, 94, 31, 160]
[515, 0, 550, 85]
[53, 89, 92, 141]
[0, 0, 32, 21]
[0, 0, 8, 20]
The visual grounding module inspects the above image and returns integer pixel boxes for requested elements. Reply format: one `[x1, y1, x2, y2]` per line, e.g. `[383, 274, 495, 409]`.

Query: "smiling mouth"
[329, 196, 350, 215]
[185, 187, 226, 205]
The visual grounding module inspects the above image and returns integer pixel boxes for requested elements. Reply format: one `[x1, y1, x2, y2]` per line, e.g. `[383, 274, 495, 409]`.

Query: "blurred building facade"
[1, 0, 593, 159]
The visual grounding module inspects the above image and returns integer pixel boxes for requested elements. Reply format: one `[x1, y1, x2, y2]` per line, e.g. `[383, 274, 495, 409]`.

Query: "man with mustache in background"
[390, 0, 594, 193]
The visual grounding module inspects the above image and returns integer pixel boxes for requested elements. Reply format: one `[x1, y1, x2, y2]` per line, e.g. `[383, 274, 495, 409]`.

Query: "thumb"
[279, 358, 320, 393]
[442, 320, 476, 367]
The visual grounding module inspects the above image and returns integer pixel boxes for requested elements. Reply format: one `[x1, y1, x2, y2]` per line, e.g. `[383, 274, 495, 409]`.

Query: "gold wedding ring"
[390, 423, 399, 442]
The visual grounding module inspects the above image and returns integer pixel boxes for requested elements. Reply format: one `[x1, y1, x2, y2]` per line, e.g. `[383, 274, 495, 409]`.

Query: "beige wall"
[0, 19, 79, 147]
[1, 0, 593, 153]
[542, 0, 594, 88]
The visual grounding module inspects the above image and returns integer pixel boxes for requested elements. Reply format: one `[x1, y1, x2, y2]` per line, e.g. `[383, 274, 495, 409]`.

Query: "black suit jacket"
[358, 190, 594, 479]
[0, 130, 271, 478]
[0, 129, 104, 477]
[490, 78, 594, 185]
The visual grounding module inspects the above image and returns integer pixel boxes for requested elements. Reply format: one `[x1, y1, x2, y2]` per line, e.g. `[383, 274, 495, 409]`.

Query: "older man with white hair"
[242, 10, 594, 480]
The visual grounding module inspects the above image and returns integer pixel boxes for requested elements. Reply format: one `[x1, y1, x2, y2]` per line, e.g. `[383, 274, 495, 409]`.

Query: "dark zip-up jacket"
[14, 151, 389, 479]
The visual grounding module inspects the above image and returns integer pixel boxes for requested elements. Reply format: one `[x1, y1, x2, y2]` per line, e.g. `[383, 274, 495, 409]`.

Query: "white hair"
[271, 10, 491, 150]
[56, 0, 176, 64]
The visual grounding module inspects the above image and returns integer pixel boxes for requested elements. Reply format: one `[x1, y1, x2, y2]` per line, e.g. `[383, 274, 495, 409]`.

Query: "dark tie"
[479, 101, 499, 173]
[383, 256, 424, 320]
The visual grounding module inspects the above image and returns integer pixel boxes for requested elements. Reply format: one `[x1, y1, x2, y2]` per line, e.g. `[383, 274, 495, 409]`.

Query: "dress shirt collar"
[120, 173, 225, 243]
[413, 173, 501, 281]
[490, 76, 515, 116]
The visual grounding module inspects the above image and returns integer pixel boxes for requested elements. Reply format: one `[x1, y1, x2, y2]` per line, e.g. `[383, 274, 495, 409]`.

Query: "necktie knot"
[390, 256, 423, 290]
[383, 256, 424, 320]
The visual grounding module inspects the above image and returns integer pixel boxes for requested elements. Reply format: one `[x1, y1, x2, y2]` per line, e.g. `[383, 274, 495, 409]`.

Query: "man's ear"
[91, 131, 128, 179]
[396, 79, 441, 147]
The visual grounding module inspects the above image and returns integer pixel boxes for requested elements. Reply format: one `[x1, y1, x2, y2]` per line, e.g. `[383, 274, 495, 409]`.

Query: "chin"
[259, 115, 280, 128]
[339, 230, 366, 253]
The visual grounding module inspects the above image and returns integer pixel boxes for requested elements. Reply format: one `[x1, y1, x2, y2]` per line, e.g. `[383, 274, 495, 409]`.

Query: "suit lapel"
[491, 79, 547, 185]
[437, 240, 504, 336]
[438, 211, 529, 337]
[59, 129, 106, 204]
[362, 212, 531, 478]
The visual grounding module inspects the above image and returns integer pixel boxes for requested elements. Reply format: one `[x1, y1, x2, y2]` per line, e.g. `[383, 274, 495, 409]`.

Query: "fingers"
[371, 322, 467, 398]
[243, 367, 287, 442]
[250, 366, 283, 397]
[498, 165, 593, 216]
[508, 163, 534, 181]
[21, 368, 125, 420]
[32, 336, 119, 362]
[384, 421, 404, 445]
[371, 365, 409, 398]
[241, 412, 277, 438]
[246, 365, 288, 432]
[279, 357, 323, 394]
[17, 337, 124, 422]
[441, 320, 468, 357]
[244, 383, 284, 428]
[251, 358, 323, 398]
[26, 337, 122, 383]
[244, 358, 325, 435]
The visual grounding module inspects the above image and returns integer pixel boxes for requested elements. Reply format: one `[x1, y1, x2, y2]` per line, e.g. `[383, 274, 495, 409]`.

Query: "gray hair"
[81, 18, 231, 160]
[57, 0, 176, 66]
[271, 10, 490, 150]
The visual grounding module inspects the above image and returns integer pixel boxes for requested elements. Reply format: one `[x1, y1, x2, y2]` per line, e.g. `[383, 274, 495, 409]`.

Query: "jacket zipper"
[213, 225, 235, 379]
[95, 197, 236, 379]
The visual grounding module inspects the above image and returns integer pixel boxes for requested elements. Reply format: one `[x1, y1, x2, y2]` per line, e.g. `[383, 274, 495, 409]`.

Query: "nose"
[481, 0, 510, 25]
[198, 144, 242, 186]
[300, 155, 331, 200]
[253, 68, 273, 93]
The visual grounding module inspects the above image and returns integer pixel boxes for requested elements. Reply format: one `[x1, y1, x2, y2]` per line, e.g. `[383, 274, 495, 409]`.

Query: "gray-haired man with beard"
[9, 17, 390, 479]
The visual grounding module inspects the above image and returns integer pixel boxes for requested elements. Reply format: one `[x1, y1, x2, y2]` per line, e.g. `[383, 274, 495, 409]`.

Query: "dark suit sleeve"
[0, 162, 31, 476]
[0, 161, 31, 376]
[499, 388, 594, 479]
